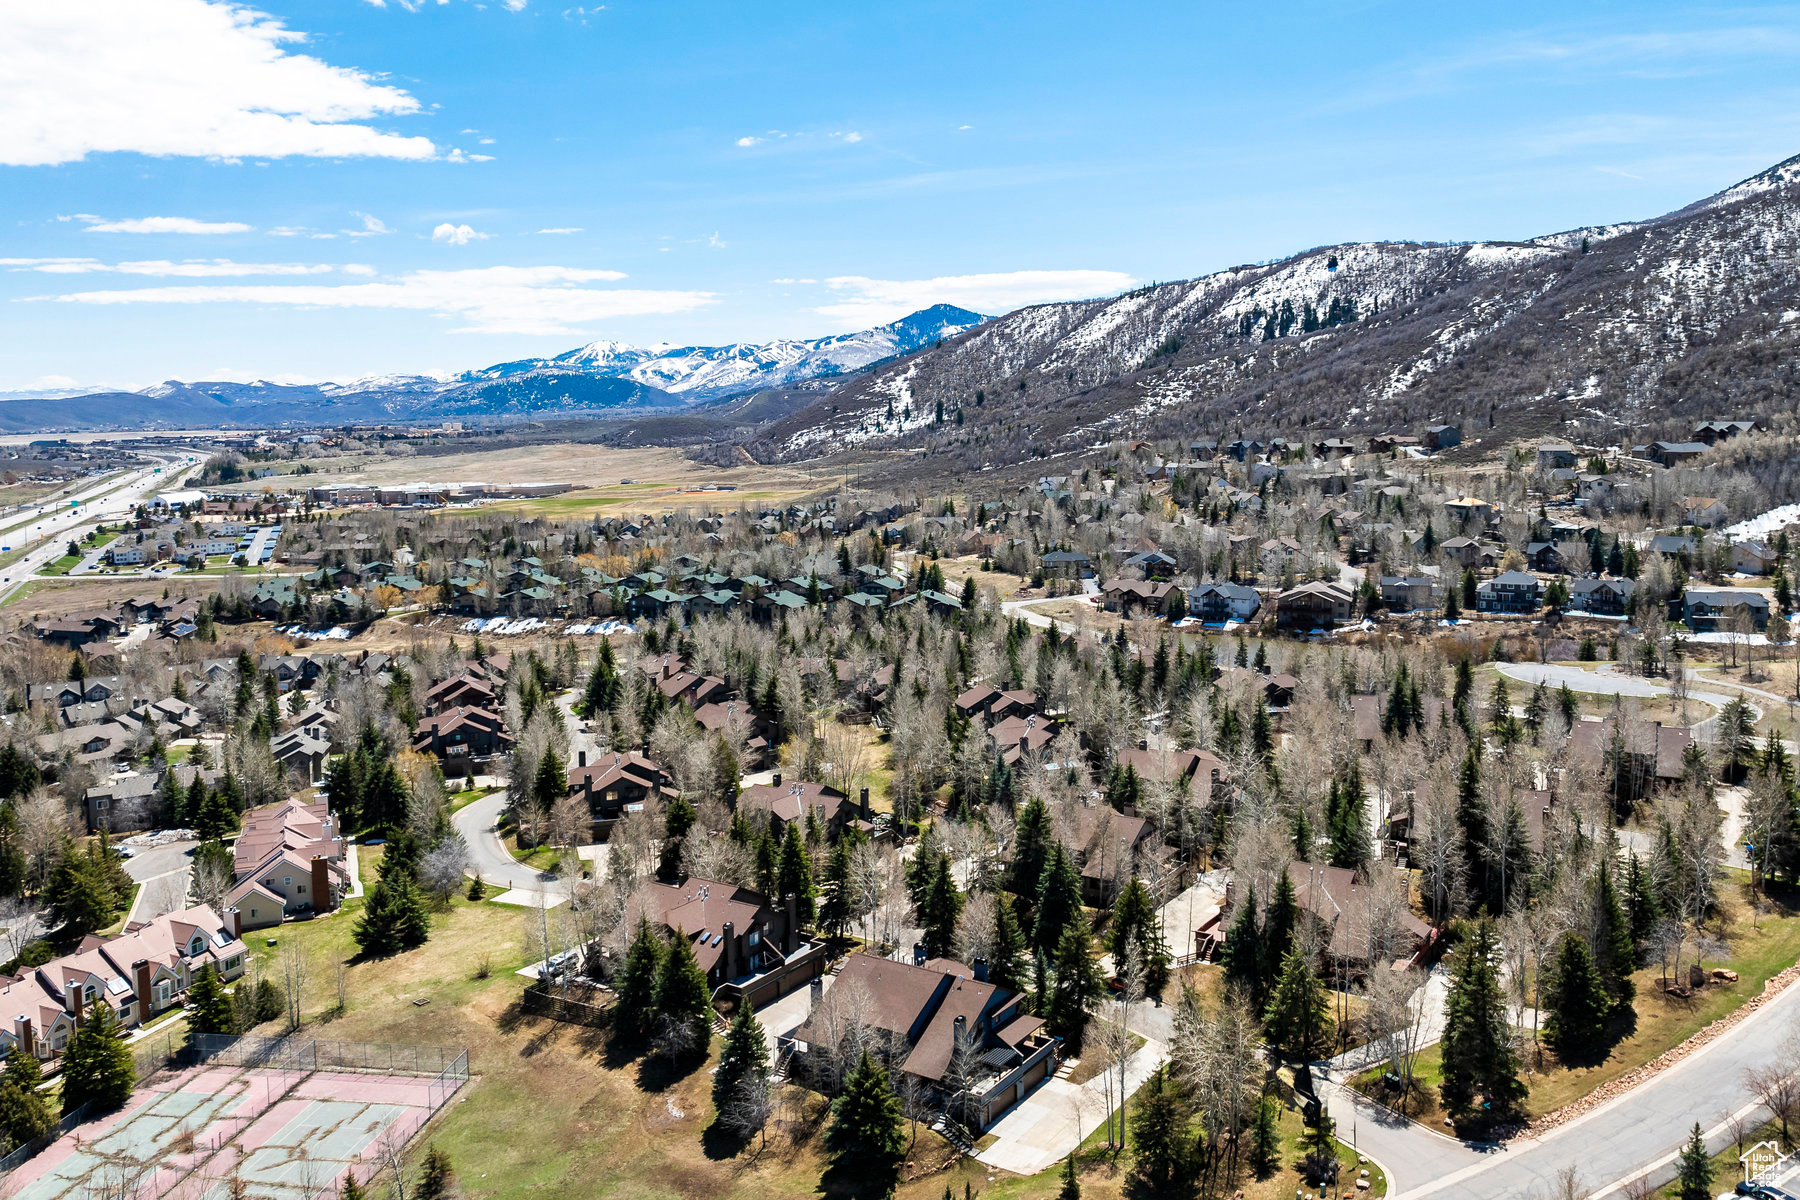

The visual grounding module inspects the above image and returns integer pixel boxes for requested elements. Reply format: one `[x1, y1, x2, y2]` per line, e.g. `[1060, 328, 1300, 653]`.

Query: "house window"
[118, 1004, 131, 1019]
[283, 876, 292, 888]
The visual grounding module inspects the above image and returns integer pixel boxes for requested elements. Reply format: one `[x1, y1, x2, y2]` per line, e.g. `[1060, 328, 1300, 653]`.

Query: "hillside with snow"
[0, 305, 986, 431]
[764, 152, 1800, 468]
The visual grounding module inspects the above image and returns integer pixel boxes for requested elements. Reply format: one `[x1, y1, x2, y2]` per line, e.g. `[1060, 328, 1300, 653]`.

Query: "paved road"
[450, 790, 569, 908]
[0, 453, 198, 605]
[1322, 963, 1800, 1198]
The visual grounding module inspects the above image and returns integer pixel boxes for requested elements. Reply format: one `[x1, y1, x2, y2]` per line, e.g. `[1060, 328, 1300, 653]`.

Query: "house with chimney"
[566, 750, 671, 839]
[627, 876, 826, 1009]
[412, 705, 511, 760]
[787, 952, 1059, 1131]
[1, 905, 247, 1058]
[736, 776, 872, 841]
[225, 798, 349, 930]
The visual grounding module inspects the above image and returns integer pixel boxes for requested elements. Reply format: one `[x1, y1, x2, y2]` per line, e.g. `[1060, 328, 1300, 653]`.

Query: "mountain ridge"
[759, 152, 1800, 467]
[0, 304, 988, 432]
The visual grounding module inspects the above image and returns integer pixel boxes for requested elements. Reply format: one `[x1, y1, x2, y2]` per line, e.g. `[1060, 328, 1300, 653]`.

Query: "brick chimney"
[860, 787, 870, 821]
[132, 959, 153, 1025]
[722, 921, 739, 980]
[972, 957, 989, 983]
[227, 907, 242, 939]
[70, 982, 84, 1029]
[13, 1016, 31, 1059]
[311, 855, 332, 913]
[577, 749, 587, 768]
[784, 892, 799, 953]
[912, 941, 926, 966]
[772, 772, 782, 789]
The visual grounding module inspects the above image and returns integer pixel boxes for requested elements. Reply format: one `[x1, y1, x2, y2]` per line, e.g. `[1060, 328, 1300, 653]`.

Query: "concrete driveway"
[975, 1037, 1166, 1176]
[121, 836, 197, 924]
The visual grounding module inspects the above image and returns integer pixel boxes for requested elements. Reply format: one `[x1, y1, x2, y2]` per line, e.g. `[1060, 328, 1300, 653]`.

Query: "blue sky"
[4, 0, 1800, 393]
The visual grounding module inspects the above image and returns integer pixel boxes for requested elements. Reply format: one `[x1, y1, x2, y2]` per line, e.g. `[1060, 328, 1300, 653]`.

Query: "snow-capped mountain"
[468, 303, 987, 401]
[0, 305, 987, 431]
[765, 152, 1800, 465]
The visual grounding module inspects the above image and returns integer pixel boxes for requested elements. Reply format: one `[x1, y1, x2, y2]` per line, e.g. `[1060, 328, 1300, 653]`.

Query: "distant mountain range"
[763, 153, 1800, 467]
[0, 303, 987, 433]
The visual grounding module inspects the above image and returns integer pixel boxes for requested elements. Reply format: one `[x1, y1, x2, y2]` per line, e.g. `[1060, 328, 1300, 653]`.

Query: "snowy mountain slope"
[764, 152, 1800, 466]
[477, 302, 987, 400]
[2, 305, 986, 431]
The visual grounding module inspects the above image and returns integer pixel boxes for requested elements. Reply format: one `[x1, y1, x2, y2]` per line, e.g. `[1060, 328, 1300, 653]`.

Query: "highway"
[0, 451, 200, 606]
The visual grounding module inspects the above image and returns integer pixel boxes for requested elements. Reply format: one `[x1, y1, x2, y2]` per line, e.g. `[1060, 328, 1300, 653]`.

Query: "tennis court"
[3, 1037, 467, 1200]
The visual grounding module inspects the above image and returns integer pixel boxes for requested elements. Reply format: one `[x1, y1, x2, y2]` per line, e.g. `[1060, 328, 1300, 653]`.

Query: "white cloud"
[38, 265, 716, 336]
[958, 124, 973, 131]
[816, 269, 1134, 325]
[706, 232, 726, 248]
[346, 212, 392, 236]
[2, 257, 335, 277]
[537, 227, 583, 235]
[735, 136, 763, 147]
[769, 278, 818, 285]
[80, 216, 253, 235]
[446, 148, 494, 163]
[431, 223, 489, 245]
[840, 131, 863, 143]
[342, 264, 378, 276]
[0, 0, 438, 166]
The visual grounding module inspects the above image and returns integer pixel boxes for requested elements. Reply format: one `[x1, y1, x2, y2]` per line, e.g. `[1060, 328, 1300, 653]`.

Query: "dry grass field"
[229, 444, 839, 519]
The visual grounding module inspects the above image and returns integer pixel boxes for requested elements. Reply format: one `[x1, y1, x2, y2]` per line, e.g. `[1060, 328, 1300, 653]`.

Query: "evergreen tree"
[612, 916, 664, 1044]
[1108, 877, 1171, 995]
[1674, 1122, 1713, 1200]
[820, 839, 855, 939]
[652, 932, 713, 1057]
[1032, 843, 1083, 954]
[0, 1050, 53, 1148]
[1057, 1152, 1081, 1200]
[416, 1145, 456, 1200]
[1326, 761, 1371, 871]
[1263, 946, 1332, 1060]
[1439, 921, 1526, 1126]
[1220, 885, 1263, 1000]
[1623, 854, 1661, 967]
[1543, 932, 1610, 1053]
[1046, 912, 1104, 1052]
[823, 1052, 907, 1197]
[351, 872, 430, 956]
[919, 854, 963, 960]
[45, 842, 117, 936]
[580, 641, 622, 716]
[0, 805, 24, 898]
[194, 783, 240, 842]
[1009, 796, 1054, 897]
[1127, 1066, 1198, 1200]
[1249, 1094, 1281, 1174]
[988, 896, 1029, 994]
[185, 963, 236, 1047]
[59, 1003, 135, 1116]
[776, 822, 816, 925]
[712, 1000, 770, 1115]
[1591, 861, 1637, 1005]
[1456, 751, 1491, 908]
[1261, 872, 1300, 993]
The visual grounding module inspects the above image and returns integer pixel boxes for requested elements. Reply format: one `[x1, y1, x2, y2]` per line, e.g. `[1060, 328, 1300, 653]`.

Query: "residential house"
[1567, 577, 1636, 617]
[737, 776, 870, 841]
[788, 953, 1058, 1131]
[1379, 575, 1436, 612]
[1732, 540, 1778, 576]
[1682, 588, 1770, 632]
[629, 877, 824, 1009]
[1185, 581, 1262, 624]
[411, 706, 511, 760]
[567, 750, 671, 838]
[1682, 497, 1730, 527]
[1537, 441, 1578, 469]
[1476, 570, 1541, 614]
[1275, 580, 1355, 631]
